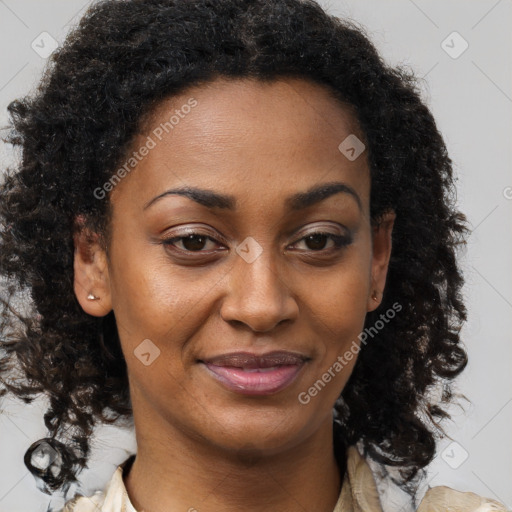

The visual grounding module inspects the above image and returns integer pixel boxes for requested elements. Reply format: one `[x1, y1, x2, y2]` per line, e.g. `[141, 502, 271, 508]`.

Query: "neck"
[124, 408, 344, 512]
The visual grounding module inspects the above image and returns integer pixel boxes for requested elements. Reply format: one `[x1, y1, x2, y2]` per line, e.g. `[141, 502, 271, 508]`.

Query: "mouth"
[198, 351, 309, 396]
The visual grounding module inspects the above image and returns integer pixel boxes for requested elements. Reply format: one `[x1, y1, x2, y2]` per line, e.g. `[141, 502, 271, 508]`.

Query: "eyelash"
[160, 230, 352, 256]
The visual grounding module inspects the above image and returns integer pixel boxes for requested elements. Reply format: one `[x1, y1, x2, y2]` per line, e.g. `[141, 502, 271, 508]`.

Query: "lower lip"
[201, 362, 305, 395]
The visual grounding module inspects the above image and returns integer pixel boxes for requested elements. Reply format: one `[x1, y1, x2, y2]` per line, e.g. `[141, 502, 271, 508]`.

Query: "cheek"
[107, 235, 205, 382]
[305, 247, 372, 339]
[299, 243, 371, 398]
[108, 227, 195, 331]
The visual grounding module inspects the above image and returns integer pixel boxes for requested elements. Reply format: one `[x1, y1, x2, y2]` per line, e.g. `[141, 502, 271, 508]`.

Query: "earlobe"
[368, 210, 396, 312]
[73, 216, 112, 317]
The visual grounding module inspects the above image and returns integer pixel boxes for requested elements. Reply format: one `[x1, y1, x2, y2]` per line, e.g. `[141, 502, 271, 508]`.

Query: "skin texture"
[73, 77, 395, 512]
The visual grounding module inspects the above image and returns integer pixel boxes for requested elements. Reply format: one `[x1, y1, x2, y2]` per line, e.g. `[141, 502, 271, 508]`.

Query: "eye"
[161, 232, 222, 253]
[291, 231, 352, 252]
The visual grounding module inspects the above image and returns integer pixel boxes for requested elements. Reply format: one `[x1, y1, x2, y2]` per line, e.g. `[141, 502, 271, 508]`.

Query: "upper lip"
[200, 351, 309, 369]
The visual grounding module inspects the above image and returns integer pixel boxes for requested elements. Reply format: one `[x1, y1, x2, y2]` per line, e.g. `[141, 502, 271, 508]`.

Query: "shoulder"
[61, 490, 106, 511]
[346, 445, 509, 512]
[60, 455, 136, 512]
[418, 485, 509, 511]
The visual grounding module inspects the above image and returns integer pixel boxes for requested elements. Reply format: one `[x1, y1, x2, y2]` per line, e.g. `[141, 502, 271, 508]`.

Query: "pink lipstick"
[200, 351, 308, 395]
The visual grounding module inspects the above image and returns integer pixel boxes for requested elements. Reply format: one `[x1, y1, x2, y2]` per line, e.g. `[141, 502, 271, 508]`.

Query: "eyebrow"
[143, 181, 363, 213]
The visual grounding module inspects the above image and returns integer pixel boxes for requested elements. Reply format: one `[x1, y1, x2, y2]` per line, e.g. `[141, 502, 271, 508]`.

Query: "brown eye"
[303, 233, 330, 250]
[180, 234, 209, 251]
[162, 233, 220, 253]
[292, 231, 352, 252]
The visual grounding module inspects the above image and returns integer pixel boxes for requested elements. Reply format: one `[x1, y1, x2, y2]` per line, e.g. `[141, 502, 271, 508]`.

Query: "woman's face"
[75, 77, 395, 457]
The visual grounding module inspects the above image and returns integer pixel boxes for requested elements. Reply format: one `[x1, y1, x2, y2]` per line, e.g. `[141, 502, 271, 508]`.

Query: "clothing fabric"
[61, 446, 508, 512]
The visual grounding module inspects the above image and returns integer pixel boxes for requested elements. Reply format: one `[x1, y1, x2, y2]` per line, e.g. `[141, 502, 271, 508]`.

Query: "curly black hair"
[0, 0, 469, 499]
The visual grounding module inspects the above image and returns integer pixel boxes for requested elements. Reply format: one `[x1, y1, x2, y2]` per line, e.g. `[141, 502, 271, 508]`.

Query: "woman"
[0, 0, 507, 511]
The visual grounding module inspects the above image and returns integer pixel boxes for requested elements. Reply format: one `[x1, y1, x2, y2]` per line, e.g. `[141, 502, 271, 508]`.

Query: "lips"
[203, 351, 308, 369]
[199, 351, 308, 395]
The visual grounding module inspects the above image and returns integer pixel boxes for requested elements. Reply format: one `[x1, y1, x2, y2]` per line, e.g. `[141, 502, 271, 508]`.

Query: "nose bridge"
[221, 237, 295, 331]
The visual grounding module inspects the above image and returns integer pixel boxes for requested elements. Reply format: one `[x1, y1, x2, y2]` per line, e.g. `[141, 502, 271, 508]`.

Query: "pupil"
[306, 234, 327, 250]
[183, 234, 206, 251]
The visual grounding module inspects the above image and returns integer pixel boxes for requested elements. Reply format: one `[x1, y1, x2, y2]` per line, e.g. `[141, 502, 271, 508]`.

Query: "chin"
[201, 408, 313, 455]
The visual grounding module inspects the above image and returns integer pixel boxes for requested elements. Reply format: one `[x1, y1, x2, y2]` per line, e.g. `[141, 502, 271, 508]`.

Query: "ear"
[73, 215, 112, 317]
[367, 210, 396, 312]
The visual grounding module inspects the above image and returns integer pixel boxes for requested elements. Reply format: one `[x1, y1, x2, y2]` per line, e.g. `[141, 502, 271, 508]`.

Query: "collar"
[103, 446, 385, 512]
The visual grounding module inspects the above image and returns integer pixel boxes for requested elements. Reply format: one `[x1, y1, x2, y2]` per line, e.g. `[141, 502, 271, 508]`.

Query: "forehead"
[111, 77, 370, 210]
[146, 76, 364, 149]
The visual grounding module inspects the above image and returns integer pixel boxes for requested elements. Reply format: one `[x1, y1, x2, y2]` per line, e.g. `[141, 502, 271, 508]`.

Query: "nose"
[220, 244, 298, 333]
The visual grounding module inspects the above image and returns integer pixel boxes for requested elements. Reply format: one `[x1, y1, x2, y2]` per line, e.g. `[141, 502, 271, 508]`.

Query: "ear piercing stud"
[371, 290, 379, 302]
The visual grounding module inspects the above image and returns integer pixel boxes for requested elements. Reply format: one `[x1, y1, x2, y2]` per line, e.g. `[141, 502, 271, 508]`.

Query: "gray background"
[0, 0, 511, 510]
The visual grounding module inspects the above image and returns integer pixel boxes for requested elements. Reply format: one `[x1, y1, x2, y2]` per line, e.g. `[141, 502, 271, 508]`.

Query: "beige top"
[61, 446, 508, 512]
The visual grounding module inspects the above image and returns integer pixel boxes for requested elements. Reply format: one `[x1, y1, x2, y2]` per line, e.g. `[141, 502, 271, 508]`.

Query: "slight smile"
[199, 350, 310, 396]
